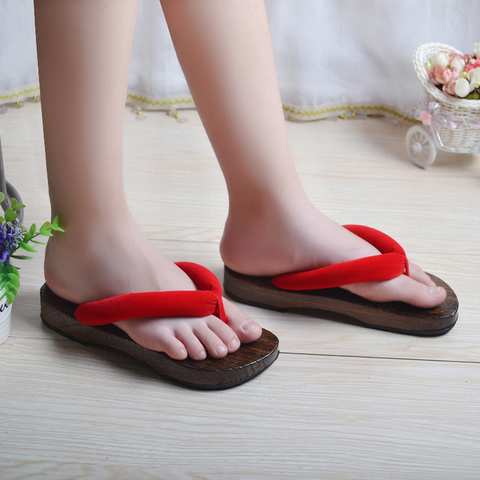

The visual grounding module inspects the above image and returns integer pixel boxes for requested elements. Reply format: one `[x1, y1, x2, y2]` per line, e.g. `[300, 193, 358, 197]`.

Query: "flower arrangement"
[0, 193, 63, 303]
[426, 43, 480, 99]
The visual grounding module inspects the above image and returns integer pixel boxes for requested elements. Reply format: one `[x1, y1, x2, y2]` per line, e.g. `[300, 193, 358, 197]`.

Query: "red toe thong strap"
[74, 262, 227, 326]
[272, 225, 410, 291]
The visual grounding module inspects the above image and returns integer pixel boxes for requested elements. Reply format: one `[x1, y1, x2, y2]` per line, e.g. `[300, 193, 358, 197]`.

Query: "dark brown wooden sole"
[40, 284, 279, 390]
[224, 267, 459, 336]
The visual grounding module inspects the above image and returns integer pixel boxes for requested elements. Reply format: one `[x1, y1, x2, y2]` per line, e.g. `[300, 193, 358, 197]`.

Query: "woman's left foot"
[220, 199, 447, 309]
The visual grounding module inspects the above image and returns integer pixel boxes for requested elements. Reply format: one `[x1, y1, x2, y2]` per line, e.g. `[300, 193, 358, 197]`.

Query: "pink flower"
[443, 80, 457, 96]
[428, 68, 440, 85]
[450, 67, 461, 81]
[430, 66, 452, 85]
[465, 63, 476, 73]
[465, 57, 480, 73]
[419, 110, 433, 125]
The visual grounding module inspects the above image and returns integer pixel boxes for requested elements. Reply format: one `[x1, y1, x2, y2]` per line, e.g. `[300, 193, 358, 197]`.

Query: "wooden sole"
[40, 284, 279, 390]
[224, 267, 459, 336]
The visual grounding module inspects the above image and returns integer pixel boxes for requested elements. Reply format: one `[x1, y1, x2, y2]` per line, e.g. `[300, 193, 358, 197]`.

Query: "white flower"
[451, 57, 466, 73]
[430, 52, 449, 67]
[469, 67, 480, 90]
[473, 42, 480, 58]
[455, 77, 470, 97]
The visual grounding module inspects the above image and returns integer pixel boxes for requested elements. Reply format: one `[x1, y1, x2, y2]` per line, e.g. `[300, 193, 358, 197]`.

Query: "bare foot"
[44, 217, 262, 361]
[220, 197, 447, 308]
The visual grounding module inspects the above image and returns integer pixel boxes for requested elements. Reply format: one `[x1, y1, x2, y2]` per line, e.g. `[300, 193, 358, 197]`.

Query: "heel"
[40, 283, 93, 346]
[41, 318, 90, 346]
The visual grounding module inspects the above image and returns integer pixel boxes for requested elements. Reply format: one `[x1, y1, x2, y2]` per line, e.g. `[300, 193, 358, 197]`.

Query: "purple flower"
[0, 249, 9, 263]
[0, 225, 25, 263]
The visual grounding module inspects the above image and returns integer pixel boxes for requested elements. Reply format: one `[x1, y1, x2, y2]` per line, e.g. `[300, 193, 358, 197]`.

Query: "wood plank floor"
[1, 101, 479, 479]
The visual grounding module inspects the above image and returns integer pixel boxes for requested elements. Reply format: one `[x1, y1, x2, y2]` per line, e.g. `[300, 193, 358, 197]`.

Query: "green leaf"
[10, 255, 33, 260]
[5, 291, 16, 304]
[4, 264, 19, 276]
[0, 271, 19, 303]
[29, 224, 36, 239]
[4, 209, 18, 223]
[5, 273, 20, 287]
[0, 192, 4, 203]
[30, 239, 46, 245]
[10, 266, 19, 277]
[19, 242, 37, 253]
[13, 203, 25, 211]
[1, 263, 12, 274]
[0, 216, 4, 223]
[51, 216, 65, 232]
[10, 198, 17, 207]
[39, 221, 52, 236]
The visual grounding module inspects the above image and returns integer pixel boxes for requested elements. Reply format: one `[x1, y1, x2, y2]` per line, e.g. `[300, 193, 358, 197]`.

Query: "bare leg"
[161, 0, 445, 308]
[35, 0, 261, 361]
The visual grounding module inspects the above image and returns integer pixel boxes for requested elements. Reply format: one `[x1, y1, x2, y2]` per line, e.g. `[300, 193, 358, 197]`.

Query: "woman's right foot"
[44, 216, 262, 361]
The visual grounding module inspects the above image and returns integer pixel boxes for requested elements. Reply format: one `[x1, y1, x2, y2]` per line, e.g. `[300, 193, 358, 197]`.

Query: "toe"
[223, 299, 263, 343]
[347, 273, 447, 308]
[156, 333, 189, 360]
[201, 318, 241, 354]
[193, 321, 231, 359]
[116, 318, 191, 360]
[175, 326, 208, 360]
[408, 262, 437, 287]
[387, 275, 447, 308]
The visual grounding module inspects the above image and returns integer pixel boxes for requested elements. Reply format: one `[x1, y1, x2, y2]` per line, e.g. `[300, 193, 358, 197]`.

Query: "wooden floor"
[1, 101, 479, 479]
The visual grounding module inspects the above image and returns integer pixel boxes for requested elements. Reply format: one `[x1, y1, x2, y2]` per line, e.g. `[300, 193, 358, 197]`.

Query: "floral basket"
[413, 43, 480, 152]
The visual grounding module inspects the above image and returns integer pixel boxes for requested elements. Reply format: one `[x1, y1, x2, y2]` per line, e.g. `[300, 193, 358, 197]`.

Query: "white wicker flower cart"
[406, 43, 480, 167]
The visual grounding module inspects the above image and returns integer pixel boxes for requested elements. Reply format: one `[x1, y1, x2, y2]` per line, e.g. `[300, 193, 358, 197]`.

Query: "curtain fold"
[2, 0, 479, 122]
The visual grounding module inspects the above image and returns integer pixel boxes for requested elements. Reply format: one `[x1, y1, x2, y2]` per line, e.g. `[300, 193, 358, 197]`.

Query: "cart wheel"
[406, 125, 437, 168]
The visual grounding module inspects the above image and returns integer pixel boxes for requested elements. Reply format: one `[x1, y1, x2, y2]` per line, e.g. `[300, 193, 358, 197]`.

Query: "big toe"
[395, 276, 447, 308]
[348, 274, 447, 308]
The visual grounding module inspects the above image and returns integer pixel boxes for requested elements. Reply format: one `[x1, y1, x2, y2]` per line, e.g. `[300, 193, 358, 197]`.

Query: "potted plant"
[0, 193, 63, 344]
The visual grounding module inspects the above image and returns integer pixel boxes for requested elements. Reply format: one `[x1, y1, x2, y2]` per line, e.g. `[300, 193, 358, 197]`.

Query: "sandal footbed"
[40, 284, 279, 390]
[224, 266, 458, 336]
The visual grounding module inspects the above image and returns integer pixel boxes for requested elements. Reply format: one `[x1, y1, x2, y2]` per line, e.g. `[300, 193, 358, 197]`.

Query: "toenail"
[430, 286, 442, 295]
[216, 344, 228, 356]
[229, 338, 240, 350]
[178, 348, 187, 358]
[242, 321, 255, 333]
[196, 350, 207, 360]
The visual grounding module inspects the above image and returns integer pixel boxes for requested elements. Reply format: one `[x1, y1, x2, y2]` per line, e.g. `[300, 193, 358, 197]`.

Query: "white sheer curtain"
[2, 0, 480, 121]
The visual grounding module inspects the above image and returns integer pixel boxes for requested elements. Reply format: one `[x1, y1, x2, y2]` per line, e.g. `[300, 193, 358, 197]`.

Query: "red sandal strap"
[272, 225, 410, 291]
[75, 262, 227, 326]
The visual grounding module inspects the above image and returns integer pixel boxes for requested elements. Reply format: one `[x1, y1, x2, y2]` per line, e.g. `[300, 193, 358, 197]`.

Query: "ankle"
[44, 216, 153, 301]
[220, 202, 383, 277]
[44, 228, 109, 303]
[220, 199, 308, 275]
